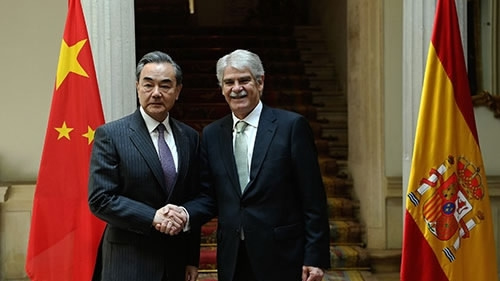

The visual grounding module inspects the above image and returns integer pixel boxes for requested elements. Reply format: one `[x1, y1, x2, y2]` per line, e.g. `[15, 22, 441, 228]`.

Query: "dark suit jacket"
[88, 109, 200, 281]
[184, 105, 330, 281]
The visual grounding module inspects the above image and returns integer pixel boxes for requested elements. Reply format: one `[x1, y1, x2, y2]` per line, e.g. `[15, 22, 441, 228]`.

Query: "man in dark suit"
[88, 51, 200, 281]
[160, 49, 330, 281]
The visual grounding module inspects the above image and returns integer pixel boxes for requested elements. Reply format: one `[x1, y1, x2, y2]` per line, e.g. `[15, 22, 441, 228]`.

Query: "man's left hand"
[302, 265, 324, 281]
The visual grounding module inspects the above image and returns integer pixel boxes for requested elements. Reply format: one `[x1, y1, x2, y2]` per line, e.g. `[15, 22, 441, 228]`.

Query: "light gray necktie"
[234, 121, 249, 192]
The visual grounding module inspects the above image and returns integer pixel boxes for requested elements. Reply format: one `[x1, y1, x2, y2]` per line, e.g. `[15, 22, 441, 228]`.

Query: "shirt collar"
[140, 106, 171, 134]
[232, 100, 262, 129]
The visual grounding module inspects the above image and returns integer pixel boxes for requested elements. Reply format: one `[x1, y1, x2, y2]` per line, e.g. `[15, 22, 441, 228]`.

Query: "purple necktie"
[157, 124, 177, 194]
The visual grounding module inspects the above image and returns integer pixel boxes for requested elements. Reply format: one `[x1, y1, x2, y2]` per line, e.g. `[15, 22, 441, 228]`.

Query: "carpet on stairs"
[323, 270, 370, 281]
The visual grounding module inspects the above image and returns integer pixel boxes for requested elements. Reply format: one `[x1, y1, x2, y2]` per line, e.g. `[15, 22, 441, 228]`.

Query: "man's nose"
[152, 86, 161, 96]
[232, 82, 243, 92]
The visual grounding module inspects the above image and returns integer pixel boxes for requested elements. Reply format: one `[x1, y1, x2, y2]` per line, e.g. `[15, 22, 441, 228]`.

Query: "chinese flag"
[400, 0, 498, 281]
[25, 0, 106, 280]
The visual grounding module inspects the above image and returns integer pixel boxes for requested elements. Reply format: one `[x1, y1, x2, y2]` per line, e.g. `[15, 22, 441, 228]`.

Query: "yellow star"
[56, 39, 89, 89]
[82, 125, 96, 144]
[55, 121, 74, 140]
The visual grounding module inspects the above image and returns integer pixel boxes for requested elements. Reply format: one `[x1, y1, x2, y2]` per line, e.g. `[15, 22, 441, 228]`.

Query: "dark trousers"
[233, 241, 257, 281]
[162, 264, 185, 281]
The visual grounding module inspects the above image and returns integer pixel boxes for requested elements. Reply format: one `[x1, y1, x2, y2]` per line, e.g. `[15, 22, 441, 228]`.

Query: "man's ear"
[258, 75, 265, 85]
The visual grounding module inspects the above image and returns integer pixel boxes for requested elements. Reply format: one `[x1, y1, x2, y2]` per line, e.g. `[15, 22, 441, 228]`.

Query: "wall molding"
[472, 91, 500, 119]
[387, 175, 500, 198]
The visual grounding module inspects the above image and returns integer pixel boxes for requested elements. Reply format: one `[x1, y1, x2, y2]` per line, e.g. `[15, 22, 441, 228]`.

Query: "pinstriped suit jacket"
[88, 109, 200, 281]
[183, 105, 331, 281]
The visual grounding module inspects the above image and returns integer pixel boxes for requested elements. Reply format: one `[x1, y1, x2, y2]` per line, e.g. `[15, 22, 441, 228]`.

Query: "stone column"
[81, 0, 137, 122]
[347, 0, 385, 248]
[0, 184, 35, 280]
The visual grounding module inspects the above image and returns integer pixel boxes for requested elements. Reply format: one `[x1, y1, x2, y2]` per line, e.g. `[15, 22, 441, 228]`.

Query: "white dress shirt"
[139, 106, 178, 172]
[232, 100, 262, 176]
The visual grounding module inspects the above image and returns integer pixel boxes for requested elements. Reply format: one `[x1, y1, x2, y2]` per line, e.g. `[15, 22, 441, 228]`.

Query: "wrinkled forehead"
[222, 66, 253, 80]
[139, 63, 177, 83]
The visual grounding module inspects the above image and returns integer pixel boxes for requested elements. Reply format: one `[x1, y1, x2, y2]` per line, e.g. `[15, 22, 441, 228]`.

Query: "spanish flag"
[400, 0, 498, 280]
[25, 0, 106, 280]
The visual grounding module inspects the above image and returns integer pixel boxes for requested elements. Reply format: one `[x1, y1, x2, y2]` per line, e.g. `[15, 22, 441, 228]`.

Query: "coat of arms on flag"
[408, 155, 486, 263]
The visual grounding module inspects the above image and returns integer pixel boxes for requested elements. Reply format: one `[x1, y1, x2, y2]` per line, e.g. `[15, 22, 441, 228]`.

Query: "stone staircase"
[135, 3, 374, 280]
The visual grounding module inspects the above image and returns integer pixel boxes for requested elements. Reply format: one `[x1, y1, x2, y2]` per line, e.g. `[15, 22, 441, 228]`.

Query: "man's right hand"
[153, 204, 187, 235]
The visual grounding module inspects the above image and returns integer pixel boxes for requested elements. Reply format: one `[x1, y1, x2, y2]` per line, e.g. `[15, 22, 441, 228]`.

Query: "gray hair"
[216, 49, 265, 86]
[136, 51, 183, 85]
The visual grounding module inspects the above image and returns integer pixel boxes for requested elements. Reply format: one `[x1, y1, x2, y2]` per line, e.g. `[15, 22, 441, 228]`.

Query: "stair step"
[324, 176, 352, 197]
[330, 220, 365, 245]
[200, 219, 218, 245]
[327, 197, 359, 220]
[314, 97, 347, 107]
[368, 249, 401, 274]
[317, 114, 348, 126]
[318, 156, 340, 175]
[294, 26, 329, 41]
[310, 81, 341, 91]
[305, 69, 338, 80]
[198, 273, 218, 280]
[200, 246, 218, 271]
[298, 41, 334, 52]
[328, 148, 349, 160]
[330, 245, 371, 270]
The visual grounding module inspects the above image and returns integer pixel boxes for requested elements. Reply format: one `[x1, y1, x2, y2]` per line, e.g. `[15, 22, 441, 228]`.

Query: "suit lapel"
[169, 118, 188, 198]
[128, 110, 166, 193]
[217, 116, 242, 194]
[249, 106, 277, 188]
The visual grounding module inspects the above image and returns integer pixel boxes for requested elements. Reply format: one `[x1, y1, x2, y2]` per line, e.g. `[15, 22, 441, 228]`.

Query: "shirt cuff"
[180, 206, 191, 232]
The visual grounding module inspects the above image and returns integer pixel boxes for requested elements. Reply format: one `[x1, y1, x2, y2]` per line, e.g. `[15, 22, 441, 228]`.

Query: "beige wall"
[0, 0, 67, 182]
[383, 0, 403, 178]
[476, 108, 500, 174]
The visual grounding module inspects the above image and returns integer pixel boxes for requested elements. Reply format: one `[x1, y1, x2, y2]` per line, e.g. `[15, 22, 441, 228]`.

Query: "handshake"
[153, 204, 188, 235]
